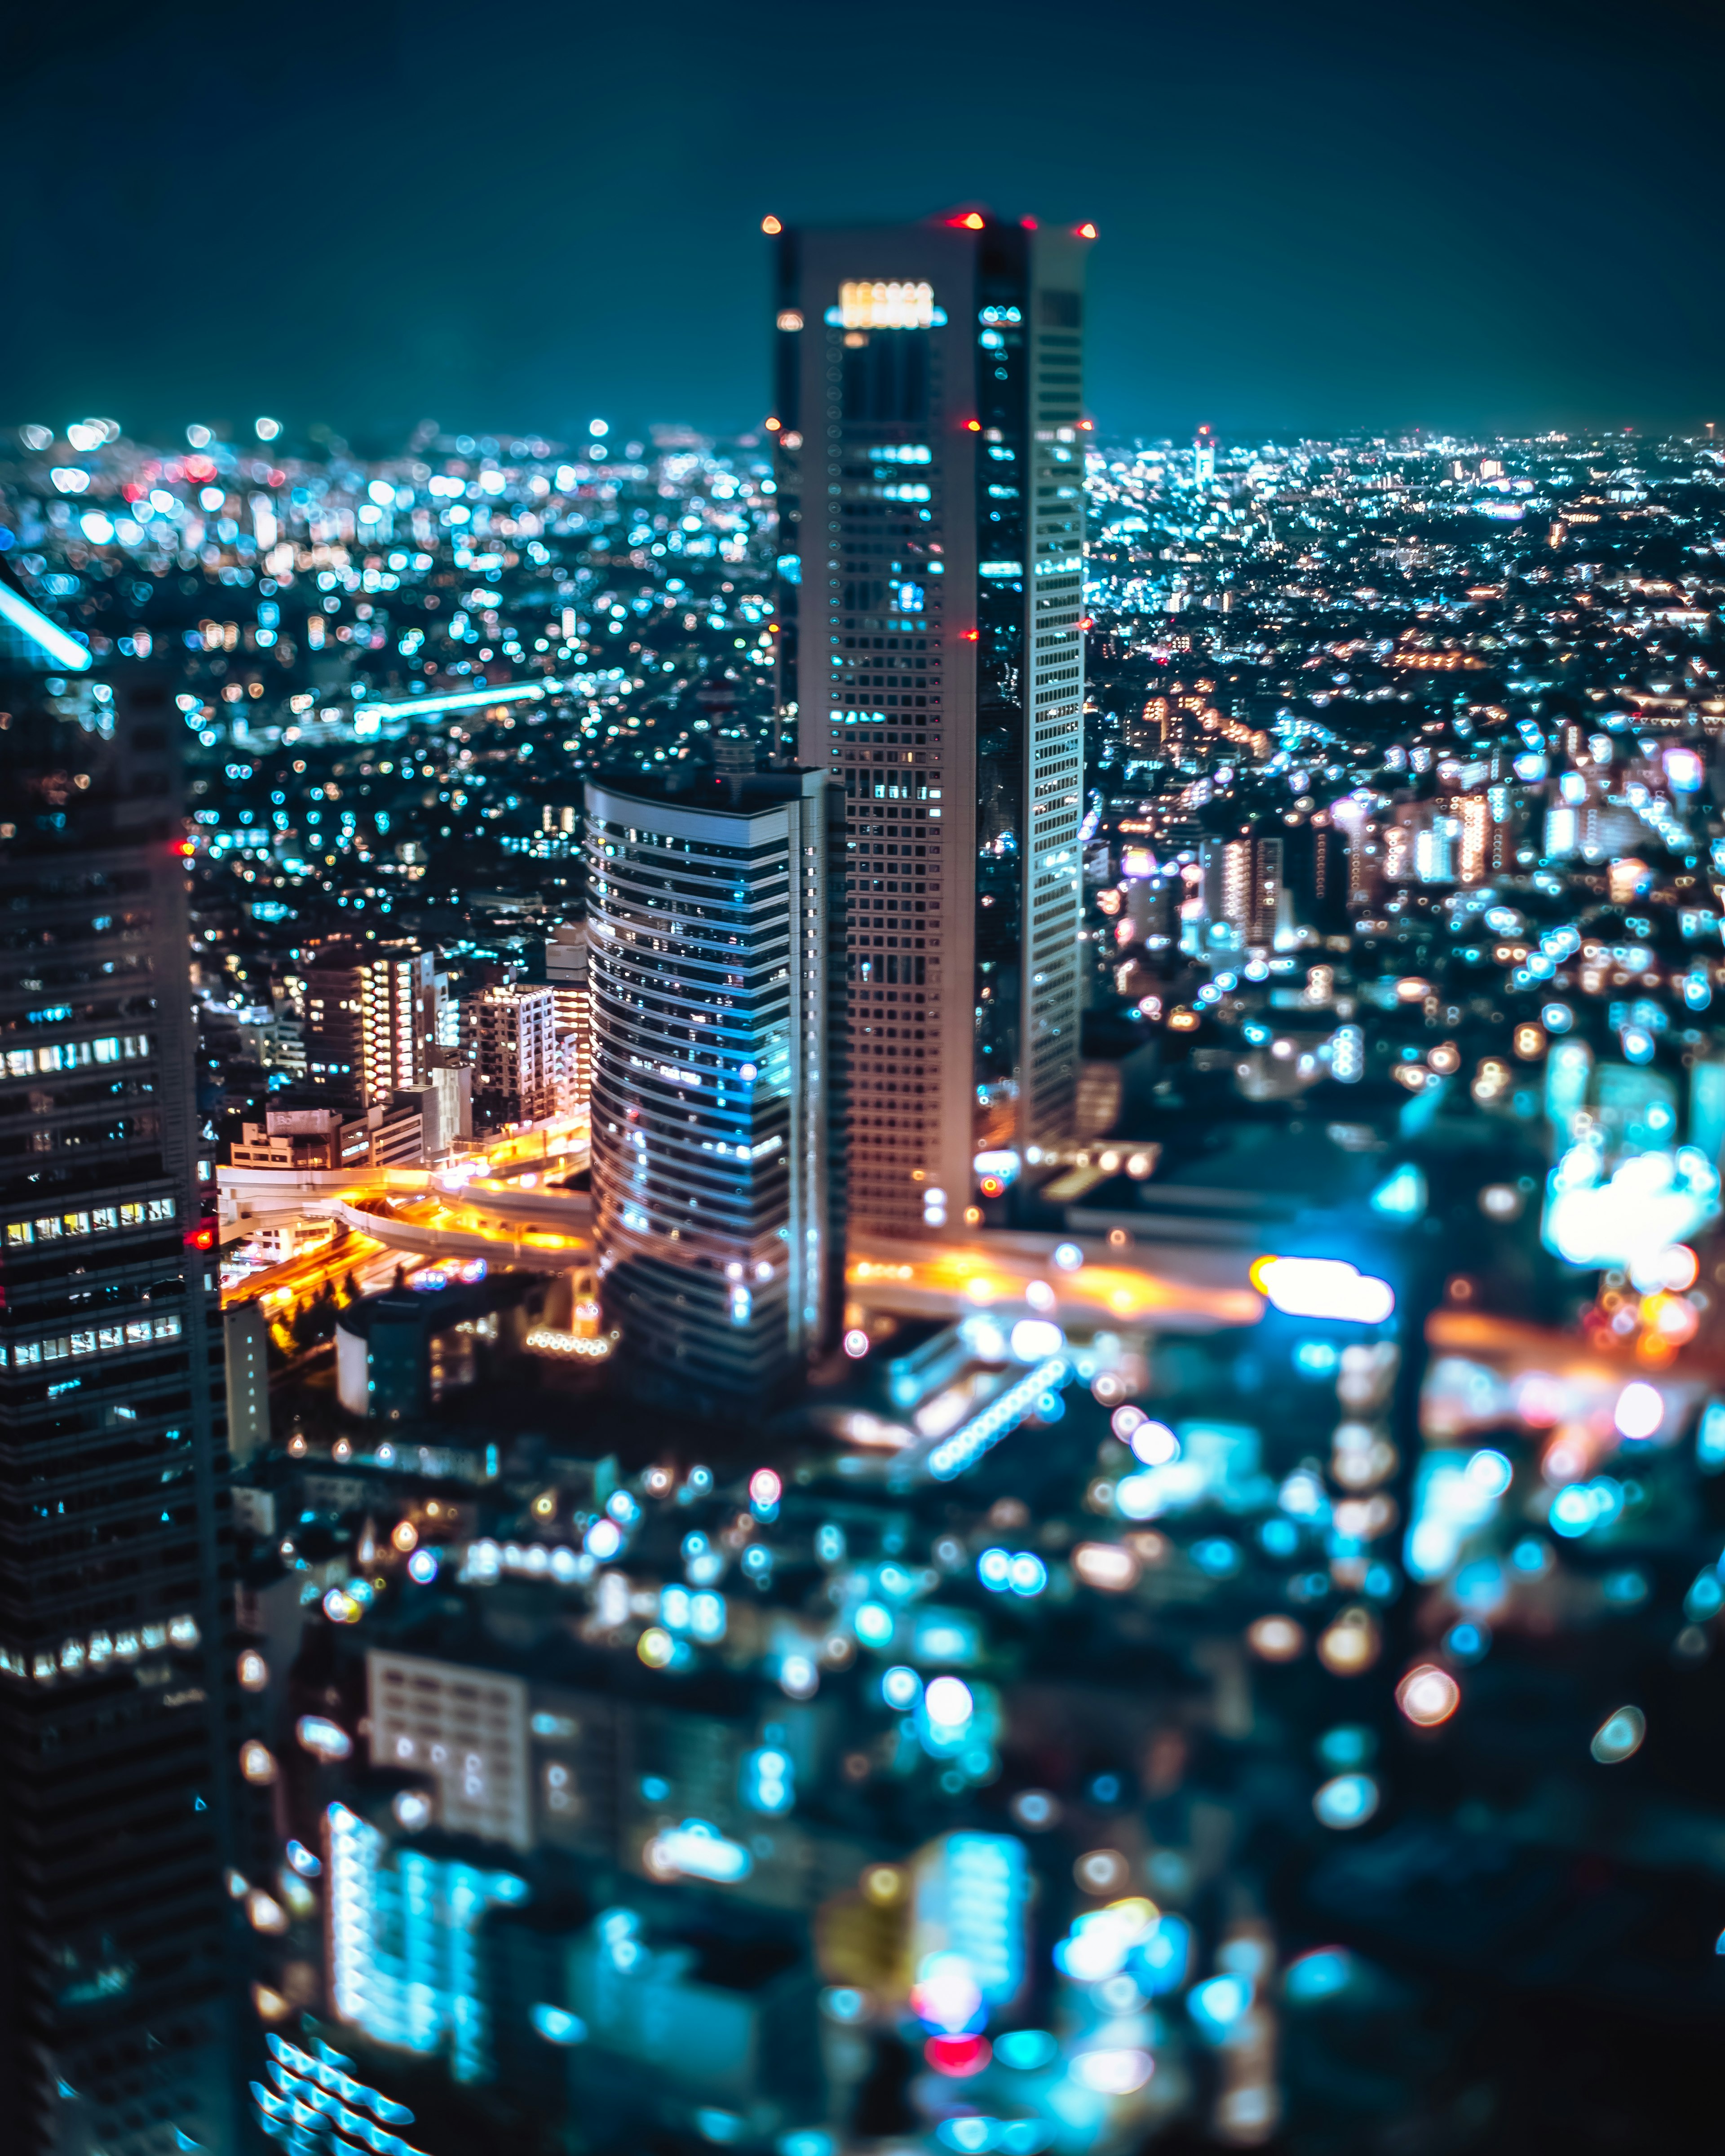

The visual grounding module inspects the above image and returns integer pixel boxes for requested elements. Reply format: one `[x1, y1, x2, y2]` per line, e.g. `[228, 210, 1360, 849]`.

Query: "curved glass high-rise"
[584, 770, 846, 1408]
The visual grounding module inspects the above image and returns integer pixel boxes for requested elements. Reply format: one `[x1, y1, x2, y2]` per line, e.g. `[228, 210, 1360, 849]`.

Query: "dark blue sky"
[3, 0, 1720, 448]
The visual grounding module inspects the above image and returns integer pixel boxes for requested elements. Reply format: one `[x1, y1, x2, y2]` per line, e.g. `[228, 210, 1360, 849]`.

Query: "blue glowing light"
[1134, 1913, 1192, 1995]
[531, 2004, 587, 2044]
[1370, 1162, 1428, 1220]
[994, 2028, 1058, 2071]
[1317, 1724, 1375, 1769]
[854, 1599, 895, 1647]
[1443, 1621, 1490, 1663]
[928, 1356, 1072, 1480]
[1313, 1772, 1380, 1828]
[650, 1819, 753, 1883]
[741, 1746, 796, 1815]
[363, 679, 554, 722]
[1189, 1973, 1252, 2040]
[0, 579, 93, 671]
[1549, 1478, 1623, 1538]
[1285, 1947, 1354, 2002]
[1009, 1552, 1047, 1596]
[977, 1547, 1013, 1591]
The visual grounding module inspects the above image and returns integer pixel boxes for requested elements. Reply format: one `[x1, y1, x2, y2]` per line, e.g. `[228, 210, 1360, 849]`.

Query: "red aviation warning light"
[761, 214, 782, 235]
[1076, 222, 1097, 239]
[949, 210, 985, 230]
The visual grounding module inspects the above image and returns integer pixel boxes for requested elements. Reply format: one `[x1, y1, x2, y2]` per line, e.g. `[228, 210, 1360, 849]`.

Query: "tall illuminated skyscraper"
[0, 617, 234, 2156]
[770, 213, 1089, 1235]
[584, 768, 846, 1408]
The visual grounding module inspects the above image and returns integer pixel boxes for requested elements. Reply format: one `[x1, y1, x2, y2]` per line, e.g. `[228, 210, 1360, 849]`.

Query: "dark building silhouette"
[0, 621, 235, 2156]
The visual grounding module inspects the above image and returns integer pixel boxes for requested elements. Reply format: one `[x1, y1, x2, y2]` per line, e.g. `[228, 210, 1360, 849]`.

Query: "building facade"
[544, 921, 593, 1113]
[584, 770, 846, 1407]
[227, 1099, 425, 1172]
[301, 943, 444, 1101]
[0, 659, 235, 2156]
[771, 213, 1089, 1233]
[464, 984, 559, 1128]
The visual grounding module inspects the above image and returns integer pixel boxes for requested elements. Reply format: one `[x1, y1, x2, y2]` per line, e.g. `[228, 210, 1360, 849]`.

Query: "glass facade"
[0, 671, 234, 2156]
[775, 215, 1088, 1235]
[584, 770, 846, 1407]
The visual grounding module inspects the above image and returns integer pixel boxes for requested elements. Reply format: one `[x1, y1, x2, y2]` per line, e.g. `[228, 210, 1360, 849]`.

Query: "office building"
[464, 984, 559, 1128]
[584, 769, 845, 1407]
[0, 638, 234, 2155]
[301, 943, 444, 1101]
[770, 212, 1089, 1233]
[544, 921, 593, 1111]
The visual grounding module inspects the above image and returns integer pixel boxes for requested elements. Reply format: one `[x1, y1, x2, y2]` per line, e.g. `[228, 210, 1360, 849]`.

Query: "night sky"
[3, 0, 1721, 448]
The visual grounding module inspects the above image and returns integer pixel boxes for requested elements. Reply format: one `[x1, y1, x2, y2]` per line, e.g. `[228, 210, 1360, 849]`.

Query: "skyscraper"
[0, 633, 234, 2154]
[584, 768, 845, 1409]
[770, 212, 1090, 1234]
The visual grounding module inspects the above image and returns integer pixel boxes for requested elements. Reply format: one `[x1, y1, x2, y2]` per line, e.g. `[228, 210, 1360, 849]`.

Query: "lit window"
[839, 280, 937, 330]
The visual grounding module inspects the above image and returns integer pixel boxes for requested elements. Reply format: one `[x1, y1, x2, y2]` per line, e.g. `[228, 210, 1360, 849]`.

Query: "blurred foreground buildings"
[0, 627, 235, 2155]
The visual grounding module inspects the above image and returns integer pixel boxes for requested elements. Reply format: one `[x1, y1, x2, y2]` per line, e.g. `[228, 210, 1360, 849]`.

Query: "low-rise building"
[228, 1100, 424, 1173]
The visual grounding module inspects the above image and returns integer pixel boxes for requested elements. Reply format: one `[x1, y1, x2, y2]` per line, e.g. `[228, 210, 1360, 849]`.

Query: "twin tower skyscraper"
[770, 213, 1091, 1237]
[586, 211, 1091, 1407]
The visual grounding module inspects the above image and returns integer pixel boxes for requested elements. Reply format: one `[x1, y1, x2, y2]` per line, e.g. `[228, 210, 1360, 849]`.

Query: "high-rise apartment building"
[0, 646, 234, 2155]
[544, 922, 593, 1111]
[1441, 791, 1491, 885]
[1208, 835, 1286, 950]
[464, 985, 559, 1128]
[584, 769, 845, 1408]
[770, 213, 1089, 1234]
[301, 942, 444, 1100]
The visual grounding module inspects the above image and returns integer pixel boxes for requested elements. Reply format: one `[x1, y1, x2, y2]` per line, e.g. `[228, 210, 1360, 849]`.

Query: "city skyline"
[6, 17, 1725, 2126]
[4, 0, 1724, 447]
[6, 350, 1725, 2147]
